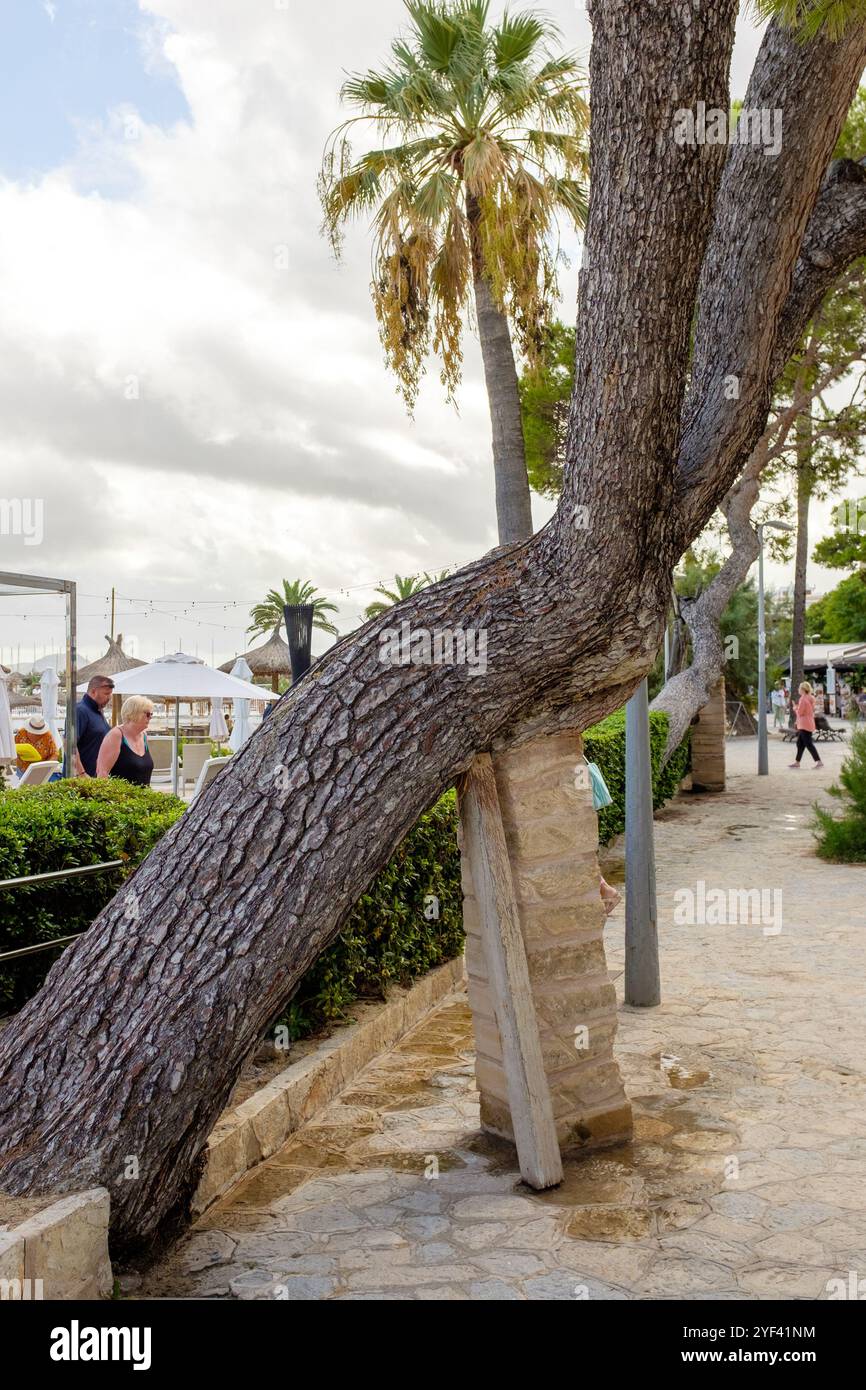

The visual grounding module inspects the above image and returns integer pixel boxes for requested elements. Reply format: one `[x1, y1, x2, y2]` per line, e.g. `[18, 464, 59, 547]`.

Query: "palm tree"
[320, 0, 588, 546]
[364, 572, 431, 620]
[248, 579, 339, 640]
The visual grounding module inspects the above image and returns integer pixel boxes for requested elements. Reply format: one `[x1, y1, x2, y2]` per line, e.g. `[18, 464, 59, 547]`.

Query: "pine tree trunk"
[466, 194, 534, 546]
[790, 412, 813, 702]
[1, 2, 864, 1259]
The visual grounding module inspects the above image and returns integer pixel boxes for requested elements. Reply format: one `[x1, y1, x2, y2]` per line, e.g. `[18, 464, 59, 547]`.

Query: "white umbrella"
[228, 656, 254, 753]
[79, 660, 264, 700]
[0, 670, 15, 762]
[209, 702, 229, 743]
[39, 665, 60, 743]
[80, 656, 265, 794]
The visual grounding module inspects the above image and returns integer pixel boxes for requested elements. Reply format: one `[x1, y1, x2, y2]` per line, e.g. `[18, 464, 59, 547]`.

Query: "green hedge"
[274, 791, 463, 1041]
[0, 780, 464, 1036]
[0, 779, 186, 1010]
[585, 710, 690, 846]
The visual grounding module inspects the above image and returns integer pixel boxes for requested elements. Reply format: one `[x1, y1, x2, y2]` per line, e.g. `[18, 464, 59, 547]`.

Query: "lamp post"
[625, 678, 660, 1007]
[283, 604, 314, 684]
[757, 519, 793, 776]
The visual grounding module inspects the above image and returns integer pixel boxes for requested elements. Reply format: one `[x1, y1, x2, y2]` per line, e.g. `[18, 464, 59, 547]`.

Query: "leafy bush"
[0, 779, 186, 1010]
[274, 791, 463, 1041]
[585, 710, 690, 846]
[813, 727, 866, 862]
[0, 781, 464, 1036]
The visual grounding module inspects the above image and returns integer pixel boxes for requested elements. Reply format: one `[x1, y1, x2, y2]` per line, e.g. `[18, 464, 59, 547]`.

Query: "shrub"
[585, 710, 690, 846]
[0, 781, 464, 1036]
[274, 791, 463, 1040]
[0, 779, 186, 1010]
[813, 726, 866, 862]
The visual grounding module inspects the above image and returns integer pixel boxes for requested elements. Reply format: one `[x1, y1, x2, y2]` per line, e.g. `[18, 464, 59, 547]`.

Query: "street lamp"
[757, 519, 793, 775]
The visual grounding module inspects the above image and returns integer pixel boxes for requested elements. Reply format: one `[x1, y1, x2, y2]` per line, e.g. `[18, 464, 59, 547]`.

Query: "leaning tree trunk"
[652, 325, 862, 757]
[2, 3, 865, 1259]
[651, 469, 761, 758]
[466, 193, 534, 546]
[790, 413, 814, 702]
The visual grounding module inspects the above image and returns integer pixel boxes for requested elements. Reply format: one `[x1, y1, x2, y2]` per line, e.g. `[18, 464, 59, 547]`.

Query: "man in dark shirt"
[74, 676, 114, 776]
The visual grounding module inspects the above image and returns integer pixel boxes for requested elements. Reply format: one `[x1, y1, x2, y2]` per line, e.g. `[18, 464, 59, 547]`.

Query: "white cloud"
[0, 1, 785, 668]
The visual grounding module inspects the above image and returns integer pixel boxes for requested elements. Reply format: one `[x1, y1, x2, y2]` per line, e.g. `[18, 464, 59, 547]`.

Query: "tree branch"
[676, 18, 866, 543]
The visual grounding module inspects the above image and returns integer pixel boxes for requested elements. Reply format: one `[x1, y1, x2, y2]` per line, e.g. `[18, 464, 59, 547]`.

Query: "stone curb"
[0, 1188, 112, 1301]
[192, 954, 467, 1214]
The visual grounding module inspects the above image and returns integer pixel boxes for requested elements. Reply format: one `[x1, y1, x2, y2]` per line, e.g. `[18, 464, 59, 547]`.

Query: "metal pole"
[625, 678, 660, 1007]
[172, 700, 180, 796]
[64, 581, 77, 778]
[757, 525, 769, 775]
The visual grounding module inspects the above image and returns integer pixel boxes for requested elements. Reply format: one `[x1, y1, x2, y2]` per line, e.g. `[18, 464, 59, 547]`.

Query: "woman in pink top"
[789, 681, 823, 769]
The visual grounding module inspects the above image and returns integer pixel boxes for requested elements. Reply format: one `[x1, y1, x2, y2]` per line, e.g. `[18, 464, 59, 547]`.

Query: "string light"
[3, 563, 464, 632]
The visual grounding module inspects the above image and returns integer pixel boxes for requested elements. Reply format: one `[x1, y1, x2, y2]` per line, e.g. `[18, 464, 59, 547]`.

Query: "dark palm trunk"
[466, 193, 534, 546]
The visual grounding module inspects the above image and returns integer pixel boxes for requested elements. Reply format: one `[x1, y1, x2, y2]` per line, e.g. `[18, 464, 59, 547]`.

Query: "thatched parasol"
[76, 635, 146, 686]
[219, 626, 290, 693]
[8, 692, 42, 710]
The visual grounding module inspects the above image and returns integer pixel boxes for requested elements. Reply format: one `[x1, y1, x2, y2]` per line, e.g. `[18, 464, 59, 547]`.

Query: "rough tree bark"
[651, 469, 762, 756]
[466, 193, 535, 545]
[2, 2, 865, 1259]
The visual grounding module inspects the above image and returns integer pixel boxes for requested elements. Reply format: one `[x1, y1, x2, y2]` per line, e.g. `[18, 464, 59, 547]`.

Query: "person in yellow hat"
[14, 716, 57, 763]
[12, 742, 42, 784]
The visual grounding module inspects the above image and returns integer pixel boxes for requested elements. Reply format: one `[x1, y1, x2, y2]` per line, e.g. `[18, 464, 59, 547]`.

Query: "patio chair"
[189, 755, 231, 804]
[179, 741, 213, 793]
[15, 760, 61, 787]
[147, 736, 175, 783]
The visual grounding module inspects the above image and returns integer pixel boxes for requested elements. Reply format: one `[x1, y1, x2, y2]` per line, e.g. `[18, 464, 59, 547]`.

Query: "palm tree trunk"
[790, 411, 813, 701]
[466, 194, 534, 546]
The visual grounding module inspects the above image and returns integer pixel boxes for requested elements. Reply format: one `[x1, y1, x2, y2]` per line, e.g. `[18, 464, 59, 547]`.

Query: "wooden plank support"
[460, 753, 563, 1190]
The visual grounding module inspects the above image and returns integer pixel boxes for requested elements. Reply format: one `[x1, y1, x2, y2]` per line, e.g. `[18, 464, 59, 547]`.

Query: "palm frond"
[544, 174, 589, 228]
[404, 2, 462, 72]
[414, 168, 460, 222]
[750, 0, 866, 39]
[492, 10, 552, 69]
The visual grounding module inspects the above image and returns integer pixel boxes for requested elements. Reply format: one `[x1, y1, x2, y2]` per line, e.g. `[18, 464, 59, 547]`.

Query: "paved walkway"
[144, 735, 866, 1300]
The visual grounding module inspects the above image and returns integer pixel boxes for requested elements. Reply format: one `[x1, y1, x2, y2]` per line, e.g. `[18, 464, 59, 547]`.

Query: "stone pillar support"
[459, 728, 632, 1155]
[691, 676, 726, 793]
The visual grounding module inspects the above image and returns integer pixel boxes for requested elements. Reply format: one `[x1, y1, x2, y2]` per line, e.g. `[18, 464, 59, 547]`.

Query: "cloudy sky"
[0, 0, 841, 669]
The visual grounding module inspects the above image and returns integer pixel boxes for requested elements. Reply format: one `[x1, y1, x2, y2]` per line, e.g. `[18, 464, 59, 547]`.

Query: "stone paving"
[143, 735, 866, 1300]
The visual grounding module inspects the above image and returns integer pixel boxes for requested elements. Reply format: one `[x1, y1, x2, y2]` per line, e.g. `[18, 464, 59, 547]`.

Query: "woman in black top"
[96, 696, 155, 786]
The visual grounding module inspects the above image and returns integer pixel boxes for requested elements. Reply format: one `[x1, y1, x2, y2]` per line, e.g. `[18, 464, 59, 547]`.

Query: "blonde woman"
[789, 681, 822, 770]
[96, 696, 155, 786]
